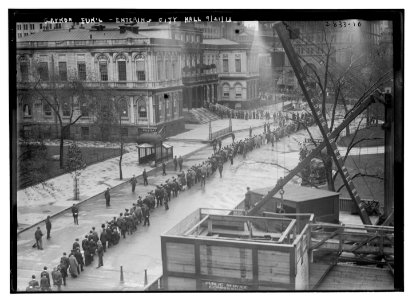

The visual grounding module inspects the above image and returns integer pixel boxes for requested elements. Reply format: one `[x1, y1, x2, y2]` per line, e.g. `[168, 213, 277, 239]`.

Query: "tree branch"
[336, 172, 384, 192]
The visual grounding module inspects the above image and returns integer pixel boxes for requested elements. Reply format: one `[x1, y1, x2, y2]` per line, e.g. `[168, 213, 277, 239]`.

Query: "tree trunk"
[59, 127, 65, 169]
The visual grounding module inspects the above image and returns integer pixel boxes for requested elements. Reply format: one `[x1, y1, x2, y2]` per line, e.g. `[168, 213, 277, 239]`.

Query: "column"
[148, 95, 153, 126]
[129, 96, 135, 124]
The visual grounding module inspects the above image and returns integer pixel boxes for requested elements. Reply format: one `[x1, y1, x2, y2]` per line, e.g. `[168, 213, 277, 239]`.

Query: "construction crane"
[250, 22, 391, 225]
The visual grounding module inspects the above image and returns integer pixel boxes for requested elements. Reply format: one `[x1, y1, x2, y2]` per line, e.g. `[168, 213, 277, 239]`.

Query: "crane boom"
[249, 93, 377, 215]
[250, 22, 373, 224]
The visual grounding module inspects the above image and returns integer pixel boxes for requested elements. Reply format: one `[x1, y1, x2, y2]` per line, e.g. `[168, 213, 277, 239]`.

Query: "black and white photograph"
[9, 7, 404, 293]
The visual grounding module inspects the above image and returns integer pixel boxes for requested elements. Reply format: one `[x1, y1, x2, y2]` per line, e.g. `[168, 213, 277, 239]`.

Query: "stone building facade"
[16, 25, 185, 142]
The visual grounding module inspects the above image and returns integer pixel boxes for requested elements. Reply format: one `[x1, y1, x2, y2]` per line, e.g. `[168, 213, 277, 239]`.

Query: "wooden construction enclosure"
[161, 208, 313, 291]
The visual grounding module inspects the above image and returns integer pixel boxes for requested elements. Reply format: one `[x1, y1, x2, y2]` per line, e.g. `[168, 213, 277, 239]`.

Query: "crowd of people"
[26, 109, 316, 292]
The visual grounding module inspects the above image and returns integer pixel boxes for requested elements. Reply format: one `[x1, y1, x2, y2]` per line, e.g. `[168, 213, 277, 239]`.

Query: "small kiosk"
[137, 133, 173, 165]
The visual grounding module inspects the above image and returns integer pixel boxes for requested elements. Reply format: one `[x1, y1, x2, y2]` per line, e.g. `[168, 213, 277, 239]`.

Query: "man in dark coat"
[100, 226, 107, 252]
[68, 254, 79, 278]
[162, 162, 166, 176]
[51, 267, 62, 291]
[34, 227, 43, 250]
[142, 204, 150, 226]
[40, 266, 50, 286]
[143, 169, 148, 185]
[173, 156, 178, 171]
[130, 175, 137, 192]
[71, 204, 79, 225]
[178, 156, 183, 172]
[73, 238, 80, 251]
[74, 248, 84, 272]
[27, 275, 39, 291]
[40, 274, 51, 291]
[104, 188, 111, 207]
[45, 216, 52, 239]
[59, 253, 69, 286]
[96, 241, 104, 268]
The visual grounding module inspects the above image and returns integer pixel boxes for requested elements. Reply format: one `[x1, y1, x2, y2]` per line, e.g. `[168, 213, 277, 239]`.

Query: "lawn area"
[334, 153, 384, 204]
[18, 145, 126, 190]
[337, 125, 384, 147]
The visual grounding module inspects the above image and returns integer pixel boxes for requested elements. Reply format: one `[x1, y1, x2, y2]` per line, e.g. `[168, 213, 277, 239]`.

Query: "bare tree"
[286, 24, 392, 191]
[17, 59, 89, 169]
[91, 91, 128, 180]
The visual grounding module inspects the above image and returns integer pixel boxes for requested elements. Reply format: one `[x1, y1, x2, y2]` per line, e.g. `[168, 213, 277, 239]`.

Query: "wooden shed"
[249, 184, 340, 229]
[160, 208, 314, 291]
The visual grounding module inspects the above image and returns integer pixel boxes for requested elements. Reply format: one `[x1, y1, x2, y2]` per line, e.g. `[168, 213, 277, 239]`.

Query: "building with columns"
[16, 24, 185, 141]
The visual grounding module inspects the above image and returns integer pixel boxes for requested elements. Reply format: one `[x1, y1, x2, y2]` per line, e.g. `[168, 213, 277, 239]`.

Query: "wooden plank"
[183, 215, 209, 236]
[210, 228, 282, 239]
[258, 250, 291, 284]
[312, 241, 394, 255]
[278, 219, 297, 243]
[166, 242, 195, 273]
[310, 228, 342, 250]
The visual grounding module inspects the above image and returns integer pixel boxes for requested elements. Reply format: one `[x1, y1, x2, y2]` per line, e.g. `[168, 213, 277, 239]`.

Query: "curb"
[17, 143, 211, 236]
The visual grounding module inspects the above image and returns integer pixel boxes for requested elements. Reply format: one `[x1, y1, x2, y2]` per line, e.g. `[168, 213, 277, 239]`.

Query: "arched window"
[223, 84, 230, 98]
[235, 84, 242, 98]
[119, 99, 128, 117]
[98, 56, 109, 81]
[62, 98, 71, 117]
[21, 96, 32, 117]
[135, 56, 146, 81]
[138, 100, 147, 118]
[116, 54, 127, 81]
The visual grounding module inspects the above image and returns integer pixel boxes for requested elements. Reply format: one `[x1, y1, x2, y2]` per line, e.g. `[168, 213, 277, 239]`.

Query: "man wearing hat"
[104, 187, 111, 208]
[34, 226, 43, 250]
[59, 253, 69, 286]
[51, 267, 62, 291]
[143, 169, 148, 185]
[40, 274, 51, 291]
[130, 175, 137, 192]
[28, 275, 39, 289]
[72, 238, 80, 251]
[45, 216, 52, 240]
[40, 266, 50, 287]
[71, 204, 79, 225]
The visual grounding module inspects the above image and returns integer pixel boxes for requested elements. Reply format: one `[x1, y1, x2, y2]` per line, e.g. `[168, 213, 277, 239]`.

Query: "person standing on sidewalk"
[162, 162, 166, 176]
[142, 203, 150, 226]
[45, 216, 52, 240]
[130, 175, 137, 192]
[173, 156, 178, 171]
[143, 169, 148, 185]
[71, 204, 79, 225]
[100, 225, 107, 252]
[218, 162, 223, 178]
[105, 187, 111, 207]
[28, 275, 39, 290]
[40, 266, 50, 287]
[40, 274, 51, 291]
[96, 241, 104, 268]
[59, 253, 69, 286]
[74, 248, 84, 272]
[34, 227, 43, 250]
[178, 155, 183, 172]
[68, 253, 79, 278]
[51, 267, 62, 291]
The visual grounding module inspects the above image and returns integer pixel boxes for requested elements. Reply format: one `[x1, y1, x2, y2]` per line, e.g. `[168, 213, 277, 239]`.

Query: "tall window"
[78, 62, 86, 81]
[139, 103, 147, 118]
[62, 98, 70, 117]
[23, 24, 28, 30]
[80, 98, 89, 117]
[17, 24, 21, 30]
[59, 62, 67, 81]
[38, 62, 49, 81]
[235, 84, 242, 98]
[223, 57, 229, 73]
[235, 55, 241, 72]
[223, 84, 230, 98]
[157, 56, 163, 81]
[20, 61, 29, 81]
[30, 24, 34, 30]
[43, 103, 52, 116]
[39, 23, 42, 29]
[22, 97, 32, 117]
[118, 61, 127, 81]
[172, 58, 178, 79]
[136, 59, 145, 81]
[119, 99, 128, 117]
[99, 61, 108, 81]
[165, 57, 172, 80]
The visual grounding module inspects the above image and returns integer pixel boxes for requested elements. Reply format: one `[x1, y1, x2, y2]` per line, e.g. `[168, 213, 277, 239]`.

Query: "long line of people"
[26, 111, 315, 292]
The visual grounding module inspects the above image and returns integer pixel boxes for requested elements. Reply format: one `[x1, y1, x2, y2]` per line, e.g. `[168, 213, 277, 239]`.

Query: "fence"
[208, 119, 233, 141]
